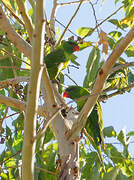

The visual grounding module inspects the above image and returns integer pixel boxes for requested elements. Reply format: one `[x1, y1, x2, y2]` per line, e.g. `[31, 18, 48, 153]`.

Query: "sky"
[45, 0, 134, 156]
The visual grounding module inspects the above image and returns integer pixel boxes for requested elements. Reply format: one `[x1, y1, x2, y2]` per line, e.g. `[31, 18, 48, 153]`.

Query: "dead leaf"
[98, 30, 108, 54]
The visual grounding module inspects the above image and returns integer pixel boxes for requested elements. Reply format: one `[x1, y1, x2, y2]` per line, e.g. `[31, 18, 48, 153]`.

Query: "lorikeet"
[63, 85, 105, 171]
[44, 40, 80, 80]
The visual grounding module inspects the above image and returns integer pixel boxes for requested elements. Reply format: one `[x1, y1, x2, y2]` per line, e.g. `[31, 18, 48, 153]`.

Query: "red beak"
[73, 45, 80, 52]
[63, 91, 70, 98]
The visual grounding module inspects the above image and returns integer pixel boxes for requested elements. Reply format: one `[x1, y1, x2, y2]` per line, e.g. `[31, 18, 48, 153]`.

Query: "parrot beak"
[73, 45, 80, 52]
[63, 91, 70, 98]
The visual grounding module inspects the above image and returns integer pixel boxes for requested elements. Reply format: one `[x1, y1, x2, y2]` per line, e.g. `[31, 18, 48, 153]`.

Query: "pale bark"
[22, 1, 45, 179]
[0, 95, 46, 116]
[0, 6, 31, 59]
[16, 0, 33, 42]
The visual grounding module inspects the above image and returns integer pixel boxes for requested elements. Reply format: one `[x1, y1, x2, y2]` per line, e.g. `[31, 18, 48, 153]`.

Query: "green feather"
[44, 40, 79, 80]
[64, 85, 105, 171]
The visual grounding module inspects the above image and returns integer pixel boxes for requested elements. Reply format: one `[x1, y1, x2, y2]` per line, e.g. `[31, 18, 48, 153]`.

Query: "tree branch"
[0, 49, 31, 66]
[50, 0, 57, 36]
[22, 1, 45, 179]
[67, 26, 134, 139]
[110, 62, 134, 74]
[16, 0, 33, 43]
[0, 77, 29, 89]
[0, 95, 45, 116]
[0, 6, 31, 59]
[99, 82, 134, 102]
[0, 0, 25, 26]
[57, 0, 90, 6]
[35, 165, 57, 176]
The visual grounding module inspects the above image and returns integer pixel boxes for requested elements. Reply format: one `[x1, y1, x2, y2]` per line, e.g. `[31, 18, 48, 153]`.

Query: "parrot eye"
[69, 87, 74, 91]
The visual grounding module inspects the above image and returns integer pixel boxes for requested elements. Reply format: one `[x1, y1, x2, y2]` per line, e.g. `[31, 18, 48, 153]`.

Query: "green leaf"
[103, 126, 117, 137]
[83, 47, 100, 88]
[104, 144, 124, 164]
[76, 27, 93, 37]
[0, 172, 8, 179]
[12, 113, 24, 132]
[12, 133, 23, 151]
[58, 72, 64, 94]
[10, 0, 18, 11]
[115, 0, 119, 4]
[45, 128, 55, 144]
[5, 155, 16, 168]
[103, 166, 118, 180]
[109, 31, 122, 41]
[28, 7, 34, 22]
[127, 71, 134, 84]
[6, 125, 12, 136]
[0, 57, 22, 81]
[108, 37, 116, 49]
[70, 54, 80, 66]
[78, 41, 92, 50]
[125, 45, 134, 57]
[109, 19, 128, 29]
[116, 169, 129, 180]
[127, 131, 134, 136]
[117, 128, 127, 146]
[81, 151, 100, 179]
[90, 165, 101, 180]
[35, 142, 58, 180]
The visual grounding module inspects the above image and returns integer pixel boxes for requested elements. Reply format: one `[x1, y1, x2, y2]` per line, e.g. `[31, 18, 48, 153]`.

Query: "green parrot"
[44, 40, 80, 80]
[63, 85, 106, 171]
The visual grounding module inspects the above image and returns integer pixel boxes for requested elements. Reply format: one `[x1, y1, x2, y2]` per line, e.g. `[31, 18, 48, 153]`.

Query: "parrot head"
[62, 40, 80, 54]
[63, 86, 77, 99]
[63, 86, 89, 100]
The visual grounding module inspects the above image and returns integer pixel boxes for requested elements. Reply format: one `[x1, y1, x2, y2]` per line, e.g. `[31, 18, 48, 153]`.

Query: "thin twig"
[0, 0, 25, 26]
[55, 18, 78, 37]
[52, 83, 68, 108]
[35, 165, 57, 176]
[56, 0, 85, 47]
[99, 82, 134, 102]
[32, 107, 62, 142]
[0, 49, 31, 66]
[89, 1, 99, 36]
[82, 5, 124, 40]
[110, 62, 134, 74]
[1, 150, 21, 164]
[64, 74, 78, 86]
[0, 66, 30, 71]
[10, 57, 17, 77]
[57, 0, 90, 6]
[0, 6, 32, 59]
[1, 165, 21, 169]
[0, 76, 29, 88]
[3, 112, 20, 119]
[0, 107, 8, 131]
